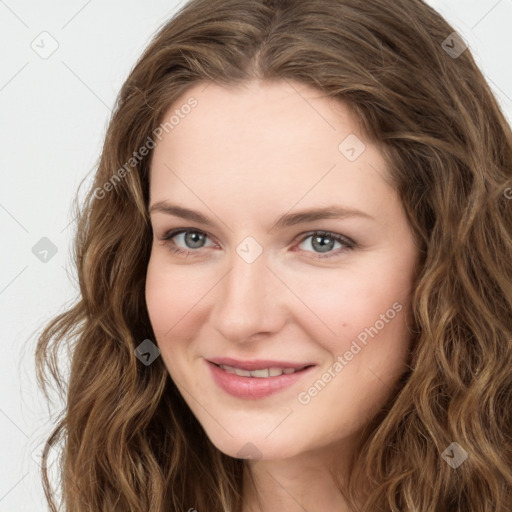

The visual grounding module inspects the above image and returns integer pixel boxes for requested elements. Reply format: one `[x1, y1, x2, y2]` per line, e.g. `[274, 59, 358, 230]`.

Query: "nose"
[210, 248, 287, 344]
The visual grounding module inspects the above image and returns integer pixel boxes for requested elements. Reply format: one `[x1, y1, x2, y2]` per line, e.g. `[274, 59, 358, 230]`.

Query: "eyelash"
[159, 228, 356, 260]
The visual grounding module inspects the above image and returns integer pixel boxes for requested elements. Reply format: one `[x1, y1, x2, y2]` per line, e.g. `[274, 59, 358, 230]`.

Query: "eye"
[159, 228, 355, 259]
[160, 228, 216, 257]
[295, 230, 355, 259]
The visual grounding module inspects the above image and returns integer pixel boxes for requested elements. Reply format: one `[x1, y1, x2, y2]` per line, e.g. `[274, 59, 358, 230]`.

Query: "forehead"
[149, 80, 395, 223]
[154, 79, 368, 162]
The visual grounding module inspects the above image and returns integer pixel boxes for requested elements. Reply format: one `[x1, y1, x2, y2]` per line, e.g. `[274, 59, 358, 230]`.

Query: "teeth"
[234, 368, 251, 377]
[250, 368, 269, 378]
[219, 364, 298, 378]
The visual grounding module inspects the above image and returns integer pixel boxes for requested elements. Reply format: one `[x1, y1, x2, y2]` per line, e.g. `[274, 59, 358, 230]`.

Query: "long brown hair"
[35, 0, 512, 510]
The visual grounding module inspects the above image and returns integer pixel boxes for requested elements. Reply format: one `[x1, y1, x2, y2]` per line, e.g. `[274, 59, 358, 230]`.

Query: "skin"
[145, 79, 420, 512]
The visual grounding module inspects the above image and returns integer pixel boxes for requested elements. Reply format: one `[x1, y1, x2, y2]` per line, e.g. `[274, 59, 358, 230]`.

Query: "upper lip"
[207, 357, 314, 371]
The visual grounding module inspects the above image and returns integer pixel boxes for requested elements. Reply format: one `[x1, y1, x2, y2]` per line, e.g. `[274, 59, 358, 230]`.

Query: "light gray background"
[1, 1, 511, 510]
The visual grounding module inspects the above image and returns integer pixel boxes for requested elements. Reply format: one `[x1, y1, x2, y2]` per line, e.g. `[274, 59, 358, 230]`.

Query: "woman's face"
[146, 79, 419, 461]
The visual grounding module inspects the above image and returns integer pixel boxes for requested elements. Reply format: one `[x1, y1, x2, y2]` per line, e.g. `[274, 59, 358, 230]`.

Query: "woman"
[35, 0, 512, 510]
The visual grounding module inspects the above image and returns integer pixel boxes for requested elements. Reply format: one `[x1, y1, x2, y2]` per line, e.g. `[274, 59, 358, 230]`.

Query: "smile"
[207, 360, 315, 400]
[216, 364, 304, 378]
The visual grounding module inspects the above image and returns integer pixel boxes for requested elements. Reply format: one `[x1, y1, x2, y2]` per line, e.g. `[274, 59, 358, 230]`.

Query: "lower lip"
[207, 360, 315, 400]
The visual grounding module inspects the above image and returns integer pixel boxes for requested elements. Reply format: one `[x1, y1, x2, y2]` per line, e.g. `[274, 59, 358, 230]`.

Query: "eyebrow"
[149, 201, 374, 230]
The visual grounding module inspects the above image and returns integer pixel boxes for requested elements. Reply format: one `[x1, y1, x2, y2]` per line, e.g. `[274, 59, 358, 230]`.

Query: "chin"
[204, 428, 302, 461]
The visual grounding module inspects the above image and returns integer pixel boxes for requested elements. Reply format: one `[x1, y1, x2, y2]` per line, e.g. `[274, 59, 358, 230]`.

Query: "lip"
[206, 359, 316, 400]
[207, 357, 313, 371]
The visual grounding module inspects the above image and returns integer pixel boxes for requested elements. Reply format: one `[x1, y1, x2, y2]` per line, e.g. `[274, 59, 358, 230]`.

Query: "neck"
[241, 440, 359, 512]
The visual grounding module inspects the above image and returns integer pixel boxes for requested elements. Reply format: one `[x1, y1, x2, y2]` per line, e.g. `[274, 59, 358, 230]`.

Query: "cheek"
[145, 260, 173, 337]
[145, 257, 197, 380]
[145, 254, 203, 338]
[286, 263, 412, 345]
[289, 258, 415, 394]
[295, 288, 412, 437]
